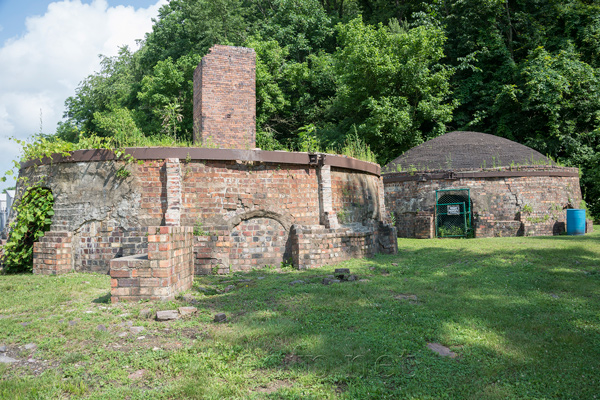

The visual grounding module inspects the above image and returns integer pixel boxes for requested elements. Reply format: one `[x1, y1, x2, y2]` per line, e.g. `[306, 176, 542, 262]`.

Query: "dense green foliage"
[1, 187, 54, 273]
[50, 0, 600, 218]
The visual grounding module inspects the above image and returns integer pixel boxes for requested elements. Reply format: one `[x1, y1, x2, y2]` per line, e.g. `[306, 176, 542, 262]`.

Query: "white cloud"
[0, 0, 166, 186]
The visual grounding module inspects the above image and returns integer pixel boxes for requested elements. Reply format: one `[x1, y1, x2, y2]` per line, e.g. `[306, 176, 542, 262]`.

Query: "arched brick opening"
[226, 208, 293, 231]
[229, 217, 291, 271]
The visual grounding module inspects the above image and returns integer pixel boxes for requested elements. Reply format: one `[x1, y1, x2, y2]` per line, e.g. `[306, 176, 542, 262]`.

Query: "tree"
[138, 0, 248, 71]
[137, 54, 202, 141]
[250, 0, 335, 62]
[356, 0, 425, 25]
[329, 17, 455, 162]
[62, 47, 140, 138]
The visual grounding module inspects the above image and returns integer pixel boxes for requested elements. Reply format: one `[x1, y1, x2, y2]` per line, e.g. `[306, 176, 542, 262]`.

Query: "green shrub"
[437, 225, 466, 237]
[115, 167, 131, 179]
[193, 220, 210, 236]
[1, 187, 54, 273]
[339, 130, 377, 163]
[521, 204, 534, 214]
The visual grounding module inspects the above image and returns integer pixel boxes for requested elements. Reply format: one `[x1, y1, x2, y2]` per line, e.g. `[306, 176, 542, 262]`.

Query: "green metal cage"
[435, 188, 472, 238]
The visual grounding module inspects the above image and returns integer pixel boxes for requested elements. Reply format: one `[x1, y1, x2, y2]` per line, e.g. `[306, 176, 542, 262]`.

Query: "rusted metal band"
[323, 154, 380, 175]
[20, 148, 380, 176]
[383, 169, 579, 183]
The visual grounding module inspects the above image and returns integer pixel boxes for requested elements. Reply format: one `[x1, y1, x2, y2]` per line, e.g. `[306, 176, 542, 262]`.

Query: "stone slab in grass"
[0, 355, 17, 363]
[394, 294, 418, 301]
[394, 294, 420, 305]
[178, 306, 198, 316]
[334, 268, 351, 280]
[156, 310, 179, 321]
[130, 326, 145, 334]
[427, 343, 457, 358]
[214, 313, 227, 322]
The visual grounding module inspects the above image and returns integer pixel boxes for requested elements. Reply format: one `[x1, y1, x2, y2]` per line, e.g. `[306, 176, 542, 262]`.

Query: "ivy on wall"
[1, 187, 54, 273]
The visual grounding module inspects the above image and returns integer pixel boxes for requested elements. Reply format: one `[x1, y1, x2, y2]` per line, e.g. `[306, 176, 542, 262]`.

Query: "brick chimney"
[193, 45, 256, 149]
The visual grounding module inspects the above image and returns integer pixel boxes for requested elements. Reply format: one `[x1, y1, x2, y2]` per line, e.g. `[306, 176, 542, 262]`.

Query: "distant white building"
[1, 190, 16, 236]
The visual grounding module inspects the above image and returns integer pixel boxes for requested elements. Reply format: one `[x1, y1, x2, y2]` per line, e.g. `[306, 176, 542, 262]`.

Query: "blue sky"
[0, 0, 158, 43]
[0, 0, 166, 192]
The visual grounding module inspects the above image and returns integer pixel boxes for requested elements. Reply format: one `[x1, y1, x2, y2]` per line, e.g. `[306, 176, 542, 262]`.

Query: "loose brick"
[110, 269, 131, 278]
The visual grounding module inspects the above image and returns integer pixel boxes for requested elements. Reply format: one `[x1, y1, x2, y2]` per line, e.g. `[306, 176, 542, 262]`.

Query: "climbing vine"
[1, 134, 141, 186]
[1, 187, 54, 273]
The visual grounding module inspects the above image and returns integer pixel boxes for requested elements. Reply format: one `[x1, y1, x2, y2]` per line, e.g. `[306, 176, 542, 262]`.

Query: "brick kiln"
[18, 45, 397, 302]
[383, 131, 593, 238]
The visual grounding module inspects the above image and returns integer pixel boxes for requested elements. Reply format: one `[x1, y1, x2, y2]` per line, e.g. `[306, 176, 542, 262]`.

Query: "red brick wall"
[110, 226, 193, 303]
[164, 158, 182, 226]
[229, 217, 289, 271]
[25, 157, 394, 275]
[33, 232, 73, 275]
[138, 160, 166, 224]
[291, 222, 397, 270]
[180, 161, 320, 227]
[67, 160, 166, 273]
[385, 168, 584, 238]
[193, 218, 291, 275]
[394, 212, 436, 239]
[193, 45, 256, 149]
[194, 235, 220, 275]
[291, 226, 375, 269]
[331, 168, 382, 224]
[73, 220, 123, 273]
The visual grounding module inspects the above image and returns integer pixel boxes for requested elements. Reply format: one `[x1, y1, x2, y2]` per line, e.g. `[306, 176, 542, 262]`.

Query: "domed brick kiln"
[383, 131, 592, 238]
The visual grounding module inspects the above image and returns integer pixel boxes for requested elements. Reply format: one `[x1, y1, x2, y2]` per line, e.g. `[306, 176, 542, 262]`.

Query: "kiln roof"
[383, 131, 552, 173]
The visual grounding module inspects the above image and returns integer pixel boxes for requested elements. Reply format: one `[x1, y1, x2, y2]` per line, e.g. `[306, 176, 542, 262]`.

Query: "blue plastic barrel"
[566, 209, 586, 235]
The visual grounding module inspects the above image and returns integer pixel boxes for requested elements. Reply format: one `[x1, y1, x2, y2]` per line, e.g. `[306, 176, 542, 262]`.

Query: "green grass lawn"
[1, 230, 599, 399]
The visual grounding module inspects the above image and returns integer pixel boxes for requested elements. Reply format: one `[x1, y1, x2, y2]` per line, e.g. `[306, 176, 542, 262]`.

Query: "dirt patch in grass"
[253, 379, 294, 393]
[394, 293, 420, 304]
[0, 344, 60, 376]
[335, 382, 348, 393]
[282, 353, 302, 366]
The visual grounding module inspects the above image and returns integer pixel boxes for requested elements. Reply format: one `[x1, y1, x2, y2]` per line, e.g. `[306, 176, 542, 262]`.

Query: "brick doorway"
[229, 217, 291, 271]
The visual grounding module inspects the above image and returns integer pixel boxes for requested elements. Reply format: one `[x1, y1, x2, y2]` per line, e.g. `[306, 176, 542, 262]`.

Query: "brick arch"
[228, 216, 292, 271]
[225, 209, 294, 271]
[225, 209, 293, 232]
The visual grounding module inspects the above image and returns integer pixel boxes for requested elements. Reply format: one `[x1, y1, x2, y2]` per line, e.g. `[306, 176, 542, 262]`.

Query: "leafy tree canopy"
[52, 0, 600, 218]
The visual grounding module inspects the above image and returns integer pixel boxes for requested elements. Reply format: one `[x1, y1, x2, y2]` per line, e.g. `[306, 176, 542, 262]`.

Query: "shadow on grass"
[176, 233, 600, 399]
[92, 292, 111, 304]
